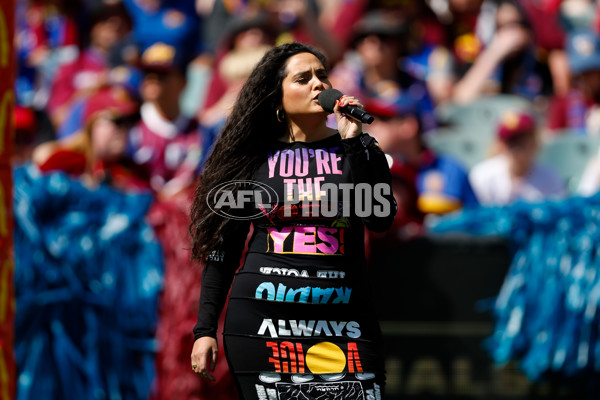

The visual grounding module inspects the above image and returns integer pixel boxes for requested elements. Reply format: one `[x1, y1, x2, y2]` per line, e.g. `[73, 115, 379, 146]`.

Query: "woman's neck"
[283, 117, 335, 143]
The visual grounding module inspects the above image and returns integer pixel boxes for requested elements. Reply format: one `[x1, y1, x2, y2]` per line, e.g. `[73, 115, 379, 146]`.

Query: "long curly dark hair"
[189, 42, 328, 261]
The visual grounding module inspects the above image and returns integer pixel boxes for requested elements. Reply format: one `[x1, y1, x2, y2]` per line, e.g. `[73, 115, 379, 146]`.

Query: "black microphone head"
[317, 89, 343, 113]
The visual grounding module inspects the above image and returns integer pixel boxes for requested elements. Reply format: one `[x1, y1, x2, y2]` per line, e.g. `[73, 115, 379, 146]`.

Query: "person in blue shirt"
[329, 9, 438, 133]
[121, 0, 203, 54]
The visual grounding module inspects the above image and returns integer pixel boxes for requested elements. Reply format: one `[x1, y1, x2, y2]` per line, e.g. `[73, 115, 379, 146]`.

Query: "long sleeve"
[193, 221, 250, 340]
[341, 133, 397, 232]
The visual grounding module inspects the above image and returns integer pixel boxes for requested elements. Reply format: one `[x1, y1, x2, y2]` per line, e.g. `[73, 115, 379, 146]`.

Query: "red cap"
[496, 110, 536, 141]
[14, 105, 37, 134]
[84, 86, 139, 124]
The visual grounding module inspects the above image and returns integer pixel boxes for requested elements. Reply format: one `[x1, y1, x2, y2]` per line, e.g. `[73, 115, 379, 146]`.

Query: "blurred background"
[4, 0, 600, 399]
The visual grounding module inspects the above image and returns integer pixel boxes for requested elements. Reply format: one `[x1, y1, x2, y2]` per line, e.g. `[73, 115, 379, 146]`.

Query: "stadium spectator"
[32, 82, 150, 192]
[245, 0, 344, 60]
[115, 0, 205, 74]
[519, 0, 569, 97]
[203, 0, 345, 64]
[369, 0, 455, 105]
[314, 0, 369, 52]
[128, 42, 204, 199]
[366, 96, 478, 218]
[15, 0, 80, 108]
[122, 0, 202, 53]
[55, 64, 143, 140]
[329, 9, 437, 132]
[15, 0, 600, 397]
[559, 0, 597, 33]
[12, 105, 39, 165]
[199, 44, 272, 164]
[202, 0, 355, 114]
[46, 2, 132, 128]
[201, 10, 279, 118]
[452, 0, 553, 104]
[426, 0, 492, 80]
[469, 109, 566, 205]
[547, 29, 600, 135]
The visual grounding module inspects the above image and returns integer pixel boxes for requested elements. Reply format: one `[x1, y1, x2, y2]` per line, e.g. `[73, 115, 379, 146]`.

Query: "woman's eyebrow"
[291, 70, 311, 79]
[291, 68, 327, 79]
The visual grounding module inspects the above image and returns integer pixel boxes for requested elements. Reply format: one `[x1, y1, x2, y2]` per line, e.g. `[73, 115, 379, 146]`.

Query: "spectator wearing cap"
[32, 84, 150, 192]
[366, 96, 478, 234]
[46, 2, 132, 128]
[13, 106, 39, 165]
[547, 29, 600, 135]
[55, 64, 144, 141]
[328, 9, 438, 133]
[469, 109, 566, 205]
[452, 0, 553, 104]
[127, 42, 204, 199]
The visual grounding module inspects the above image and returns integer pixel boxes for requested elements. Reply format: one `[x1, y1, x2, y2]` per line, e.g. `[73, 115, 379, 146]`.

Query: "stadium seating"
[424, 128, 493, 170]
[537, 131, 600, 193]
[435, 95, 534, 138]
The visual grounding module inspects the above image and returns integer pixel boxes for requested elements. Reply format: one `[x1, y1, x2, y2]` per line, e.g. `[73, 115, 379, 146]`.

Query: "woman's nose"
[312, 77, 324, 90]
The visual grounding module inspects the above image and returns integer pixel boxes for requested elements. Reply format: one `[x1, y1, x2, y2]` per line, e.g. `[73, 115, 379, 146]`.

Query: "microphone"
[318, 89, 374, 124]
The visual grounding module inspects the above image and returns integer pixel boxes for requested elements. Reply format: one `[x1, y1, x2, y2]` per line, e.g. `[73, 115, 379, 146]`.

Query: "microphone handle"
[342, 105, 374, 124]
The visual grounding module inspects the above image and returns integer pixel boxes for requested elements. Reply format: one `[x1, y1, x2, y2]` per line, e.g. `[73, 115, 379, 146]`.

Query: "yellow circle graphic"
[305, 342, 346, 374]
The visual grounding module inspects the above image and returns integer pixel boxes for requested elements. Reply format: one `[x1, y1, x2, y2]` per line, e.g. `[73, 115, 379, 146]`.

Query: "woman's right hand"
[191, 336, 218, 381]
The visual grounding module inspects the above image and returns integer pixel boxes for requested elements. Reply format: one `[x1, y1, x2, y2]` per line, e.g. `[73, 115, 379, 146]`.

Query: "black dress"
[194, 133, 396, 400]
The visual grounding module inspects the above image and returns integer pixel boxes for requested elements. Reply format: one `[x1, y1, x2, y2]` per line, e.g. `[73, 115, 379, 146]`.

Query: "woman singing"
[190, 42, 396, 399]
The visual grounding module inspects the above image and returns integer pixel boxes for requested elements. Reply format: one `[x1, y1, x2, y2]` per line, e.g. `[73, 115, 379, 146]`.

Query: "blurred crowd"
[14, 0, 600, 239]
[12, 0, 600, 398]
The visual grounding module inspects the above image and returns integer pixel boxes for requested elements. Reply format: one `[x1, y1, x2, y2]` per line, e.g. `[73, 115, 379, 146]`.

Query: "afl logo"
[207, 180, 279, 220]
